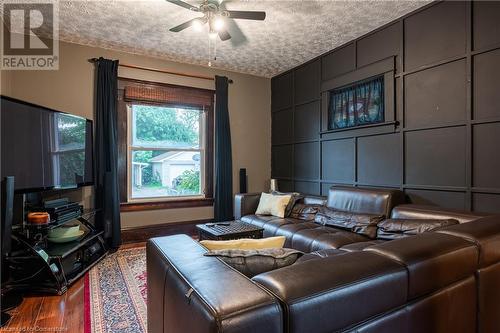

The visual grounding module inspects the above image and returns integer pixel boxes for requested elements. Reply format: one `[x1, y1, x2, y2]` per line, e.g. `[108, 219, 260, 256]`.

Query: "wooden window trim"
[117, 77, 214, 211]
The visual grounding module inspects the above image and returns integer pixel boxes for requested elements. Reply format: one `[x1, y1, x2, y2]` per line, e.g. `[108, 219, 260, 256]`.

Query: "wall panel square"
[294, 142, 319, 180]
[405, 1, 466, 70]
[473, 49, 500, 120]
[405, 59, 467, 128]
[357, 23, 401, 72]
[294, 60, 320, 105]
[271, 72, 293, 110]
[272, 108, 293, 145]
[473, 1, 500, 50]
[294, 101, 320, 142]
[272, 145, 293, 178]
[472, 193, 500, 214]
[321, 44, 356, 81]
[473, 123, 500, 189]
[322, 139, 355, 183]
[277, 180, 294, 193]
[405, 127, 466, 187]
[405, 189, 466, 210]
[295, 181, 319, 195]
[358, 134, 401, 186]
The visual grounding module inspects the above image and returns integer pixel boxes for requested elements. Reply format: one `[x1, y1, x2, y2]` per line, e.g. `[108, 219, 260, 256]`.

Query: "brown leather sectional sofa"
[147, 186, 500, 333]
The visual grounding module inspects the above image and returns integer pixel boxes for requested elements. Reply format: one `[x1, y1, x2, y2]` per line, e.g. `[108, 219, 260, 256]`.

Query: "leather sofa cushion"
[326, 186, 405, 217]
[436, 216, 500, 267]
[252, 251, 407, 333]
[366, 233, 478, 299]
[242, 213, 375, 252]
[377, 218, 459, 240]
[301, 195, 327, 206]
[295, 248, 347, 263]
[340, 240, 385, 252]
[390, 204, 486, 223]
[315, 207, 383, 239]
[204, 248, 303, 277]
[289, 203, 321, 221]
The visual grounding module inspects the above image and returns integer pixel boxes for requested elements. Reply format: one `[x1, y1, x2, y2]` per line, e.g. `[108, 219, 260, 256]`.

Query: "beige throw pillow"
[255, 192, 292, 218]
[200, 236, 286, 250]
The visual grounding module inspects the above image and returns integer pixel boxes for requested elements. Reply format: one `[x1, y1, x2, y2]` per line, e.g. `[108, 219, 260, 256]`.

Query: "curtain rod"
[88, 58, 233, 84]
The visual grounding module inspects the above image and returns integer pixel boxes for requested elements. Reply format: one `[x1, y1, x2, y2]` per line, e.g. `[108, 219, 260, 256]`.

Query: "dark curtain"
[214, 76, 233, 221]
[329, 76, 384, 129]
[94, 57, 121, 248]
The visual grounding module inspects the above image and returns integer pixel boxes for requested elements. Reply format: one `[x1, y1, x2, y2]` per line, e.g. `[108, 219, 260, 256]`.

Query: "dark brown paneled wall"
[271, 1, 500, 213]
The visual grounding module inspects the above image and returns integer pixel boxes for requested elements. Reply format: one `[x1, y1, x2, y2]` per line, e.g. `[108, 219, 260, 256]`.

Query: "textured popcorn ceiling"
[55, 0, 431, 77]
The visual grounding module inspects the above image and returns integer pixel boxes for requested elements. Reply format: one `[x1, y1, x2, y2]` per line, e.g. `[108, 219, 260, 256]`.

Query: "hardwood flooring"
[1, 277, 85, 333]
[1, 242, 145, 333]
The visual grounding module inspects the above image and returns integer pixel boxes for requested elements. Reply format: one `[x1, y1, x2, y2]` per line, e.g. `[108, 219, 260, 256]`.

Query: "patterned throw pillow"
[204, 248, 303, 278]
[289, 203, 322, 221]
[314, 207, 384, 239]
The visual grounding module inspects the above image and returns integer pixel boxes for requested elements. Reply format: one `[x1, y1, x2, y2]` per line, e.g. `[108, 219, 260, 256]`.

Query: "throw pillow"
[377, 218, 459, 240]
[289, 203, 322, 221]
[314, 207, 384, 239]
[204, 248, 303, 277]
[255, 192, 292, 218]
[199, 236, 286, 250]
[271, 191, 304, 217]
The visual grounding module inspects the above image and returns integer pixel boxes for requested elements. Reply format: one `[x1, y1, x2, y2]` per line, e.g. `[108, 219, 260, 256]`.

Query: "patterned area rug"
[85, 246, 147, 333]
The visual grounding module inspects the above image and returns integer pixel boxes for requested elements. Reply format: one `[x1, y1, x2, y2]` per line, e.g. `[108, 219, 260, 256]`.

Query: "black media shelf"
[4, 208, 107, 295]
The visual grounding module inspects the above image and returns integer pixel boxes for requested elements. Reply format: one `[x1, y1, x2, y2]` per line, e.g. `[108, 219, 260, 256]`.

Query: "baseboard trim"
[121, 219, 213, 243]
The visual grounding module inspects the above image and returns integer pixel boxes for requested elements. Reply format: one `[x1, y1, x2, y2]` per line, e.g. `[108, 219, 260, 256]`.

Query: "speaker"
[239, 168, 247, 193]
[1, 176, 21, 327]
[1, 177, 14, 256]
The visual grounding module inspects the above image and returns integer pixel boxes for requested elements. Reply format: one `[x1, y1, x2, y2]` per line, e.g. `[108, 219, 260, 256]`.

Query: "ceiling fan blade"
[165, 0, 199, 11]
[218, 29, 231, 41]
[226, 10, 266, 20]
[227, 20, 247, 47]
[169, 18, 202, 32]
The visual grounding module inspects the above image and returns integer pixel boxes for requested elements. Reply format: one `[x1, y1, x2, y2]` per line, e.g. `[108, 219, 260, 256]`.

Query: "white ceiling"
[55, 0, 431, 77]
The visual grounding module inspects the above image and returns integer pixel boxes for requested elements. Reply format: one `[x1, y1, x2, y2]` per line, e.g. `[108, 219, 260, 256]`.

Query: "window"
[50, 113, 87, 187]
[328, 76, 384, 130]
[118, 78, 214, 210]
[128, 104, 205, 200]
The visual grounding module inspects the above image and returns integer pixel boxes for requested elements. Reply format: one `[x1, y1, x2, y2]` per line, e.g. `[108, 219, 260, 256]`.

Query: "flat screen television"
[1, 96, 94, 193]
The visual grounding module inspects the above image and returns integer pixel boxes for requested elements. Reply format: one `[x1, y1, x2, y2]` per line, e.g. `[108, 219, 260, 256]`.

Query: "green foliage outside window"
[176, 169, 200, 192]
[133, 105, 199, 146]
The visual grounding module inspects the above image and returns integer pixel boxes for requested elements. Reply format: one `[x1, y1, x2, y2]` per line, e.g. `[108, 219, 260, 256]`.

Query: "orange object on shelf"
[27, 212, 50, 224]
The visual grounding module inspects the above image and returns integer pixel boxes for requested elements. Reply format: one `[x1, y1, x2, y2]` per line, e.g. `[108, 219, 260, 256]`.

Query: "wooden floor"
[1, 242, 145, 333]
[1, 277, 85, 333]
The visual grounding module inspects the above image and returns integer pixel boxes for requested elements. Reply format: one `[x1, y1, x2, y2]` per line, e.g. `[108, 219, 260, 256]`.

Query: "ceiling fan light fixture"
[213, 17, 224, 31]
[209, 31, 218, 39]
[191, 19, 203, 32]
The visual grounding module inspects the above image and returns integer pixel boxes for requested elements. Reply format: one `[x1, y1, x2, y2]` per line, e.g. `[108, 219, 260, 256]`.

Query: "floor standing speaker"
[1, 176, 14, 258]
[1, 176, 21, 327]
[239, 168, 247, 193]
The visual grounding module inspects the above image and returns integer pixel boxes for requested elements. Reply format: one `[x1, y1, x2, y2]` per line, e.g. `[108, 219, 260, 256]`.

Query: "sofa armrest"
[147, 234, 282, 333]
[234, 192, 261, 219]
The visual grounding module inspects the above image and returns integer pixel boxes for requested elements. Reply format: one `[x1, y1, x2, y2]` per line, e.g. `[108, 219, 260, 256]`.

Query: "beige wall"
[1, 41, 271, 229]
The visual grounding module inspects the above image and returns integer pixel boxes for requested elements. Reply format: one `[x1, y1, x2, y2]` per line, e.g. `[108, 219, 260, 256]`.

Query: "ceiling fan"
[166, 0, 266, 43]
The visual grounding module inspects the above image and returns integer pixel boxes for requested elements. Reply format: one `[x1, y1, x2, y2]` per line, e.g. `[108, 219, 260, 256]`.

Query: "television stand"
[4, 209, 107, 295]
